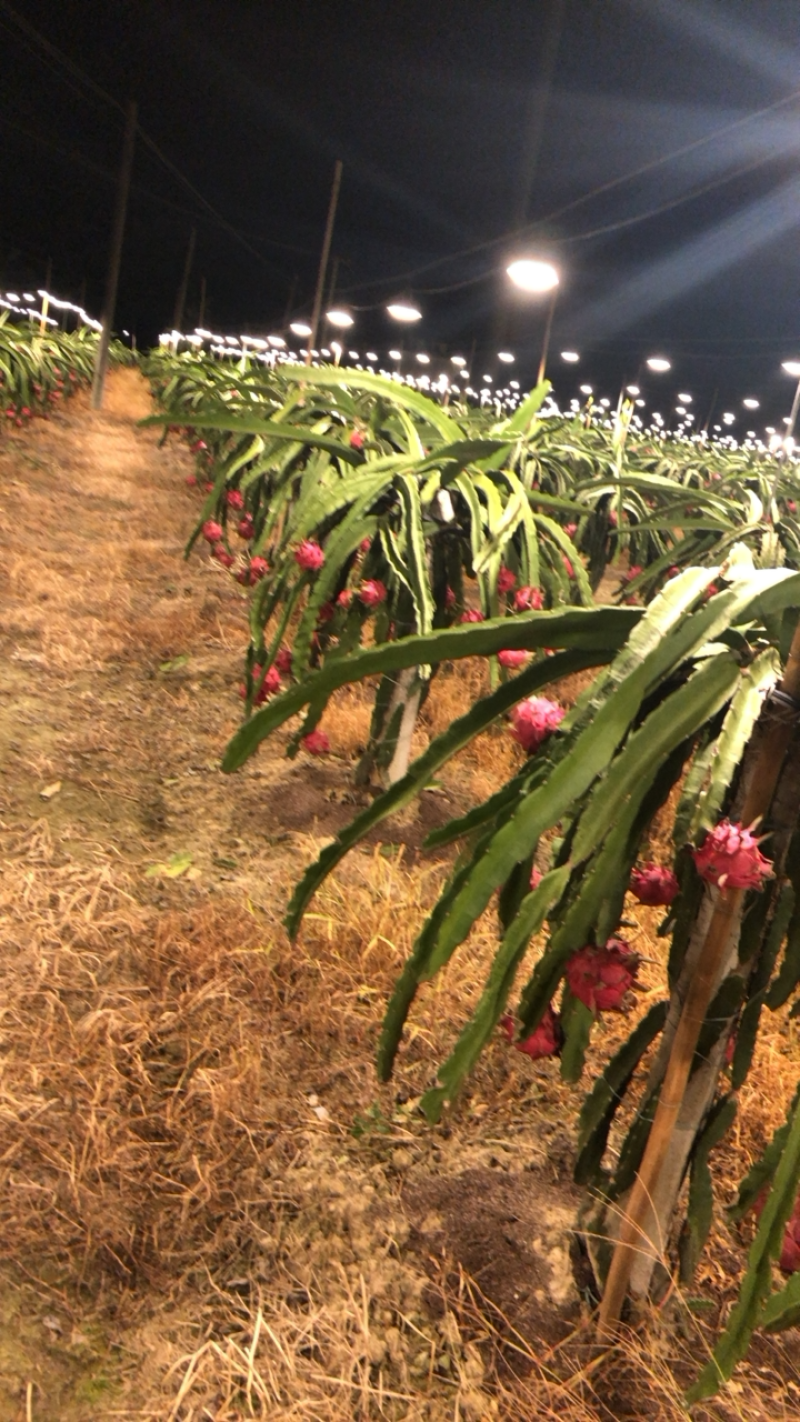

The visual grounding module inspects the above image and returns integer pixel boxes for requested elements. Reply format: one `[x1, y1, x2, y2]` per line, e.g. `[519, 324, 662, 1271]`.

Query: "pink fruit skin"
[302, 728, 330, 755]
[499, 1005, 561, 1060]
[359, 579, 387, 607]
[566, 939, 639, 1013]
[248, 556, 269, 582]
[514, 585, 544, 612]
[630, 863, 680, 906]
[510, 697, 565, 753]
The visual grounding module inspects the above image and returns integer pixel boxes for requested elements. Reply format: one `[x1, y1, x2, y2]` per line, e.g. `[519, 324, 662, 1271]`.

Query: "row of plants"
[0, 315, 109, 425]
[144, 350, 799, 781]
[145, 351, 800, 1399]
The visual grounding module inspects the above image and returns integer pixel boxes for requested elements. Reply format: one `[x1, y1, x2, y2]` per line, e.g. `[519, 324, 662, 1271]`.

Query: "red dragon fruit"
[349, 430, 365, 449]
[692, 819, 772, 891]
[248, 556, 269, 583]
[500, 1005, 562, 1060]
[510, 696, 565, 753]
[630, 862, 680, 906]
[225, 489, 244, 509]
[239, 664, 281, 705]
[566, 939, 639, 1013]
[359, 578, 387, 607]
[294, 539, 325, 571]
[498, 649, 529, 669]
[202, 519, 223, 543]
[459, 609, 484, 624]
[497, 565, 517, 594]
[514, 585, 544, 612]
[275, 646, 293, 675]
[302, 728, 330, 755]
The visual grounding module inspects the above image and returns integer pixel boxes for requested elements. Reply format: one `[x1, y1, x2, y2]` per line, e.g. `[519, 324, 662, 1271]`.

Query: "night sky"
[4, 0, 800, 428]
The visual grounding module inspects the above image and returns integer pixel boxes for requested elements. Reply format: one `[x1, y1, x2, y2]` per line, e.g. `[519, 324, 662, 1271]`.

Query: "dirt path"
[0, 374, 591, 1420]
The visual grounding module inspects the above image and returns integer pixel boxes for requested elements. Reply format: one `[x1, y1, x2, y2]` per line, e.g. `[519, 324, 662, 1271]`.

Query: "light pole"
[506, 258, 560, 384]
[782, 361, 800, 442]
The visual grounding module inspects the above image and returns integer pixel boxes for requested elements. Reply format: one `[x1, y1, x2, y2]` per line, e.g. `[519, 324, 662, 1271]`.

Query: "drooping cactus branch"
[597, 620, 800, 1335]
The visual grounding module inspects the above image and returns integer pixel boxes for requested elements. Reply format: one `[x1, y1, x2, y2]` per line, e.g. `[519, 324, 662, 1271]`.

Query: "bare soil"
[1, 369, 799, 1420]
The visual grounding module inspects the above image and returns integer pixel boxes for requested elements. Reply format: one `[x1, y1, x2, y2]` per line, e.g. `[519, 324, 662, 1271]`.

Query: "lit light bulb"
[506, 259, 559, 293]
[646, 356, 671, 373]
[386, 301, 422, 322]
[497, 351, 515, 363]
[561, 351, 579, 363]
[326, 309, 354, 328]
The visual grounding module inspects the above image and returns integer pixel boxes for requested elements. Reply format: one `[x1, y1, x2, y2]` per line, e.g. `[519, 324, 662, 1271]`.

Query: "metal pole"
[536, 286, 558, 385]
[281, 274, 298, 328]
[198, 275, 207, 330]
[306, 159, 343, 366]
[786, 378, 800, 442]
[172, 226, 196, 335]
[91, 99, 137, 409]
[701, 385, 719, 438]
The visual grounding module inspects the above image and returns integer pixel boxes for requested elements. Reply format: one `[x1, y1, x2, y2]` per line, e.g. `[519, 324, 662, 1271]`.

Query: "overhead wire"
[0, 0, 292, 270]
[338, 83, 800, 296]
[5, 0, 800, 329]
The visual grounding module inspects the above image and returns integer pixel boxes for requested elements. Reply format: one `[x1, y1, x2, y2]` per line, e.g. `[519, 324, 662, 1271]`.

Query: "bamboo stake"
[598, 621, 800, 1334]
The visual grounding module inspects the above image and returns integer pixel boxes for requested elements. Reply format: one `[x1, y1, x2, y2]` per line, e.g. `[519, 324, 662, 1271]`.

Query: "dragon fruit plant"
[147, 359, 591, 786]
[219, 542, 800, 1400]
[0, 314, 99, 424]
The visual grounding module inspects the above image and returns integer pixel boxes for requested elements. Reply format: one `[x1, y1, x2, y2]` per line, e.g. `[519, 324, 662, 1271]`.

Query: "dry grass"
[2, 370, 800, 1418]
